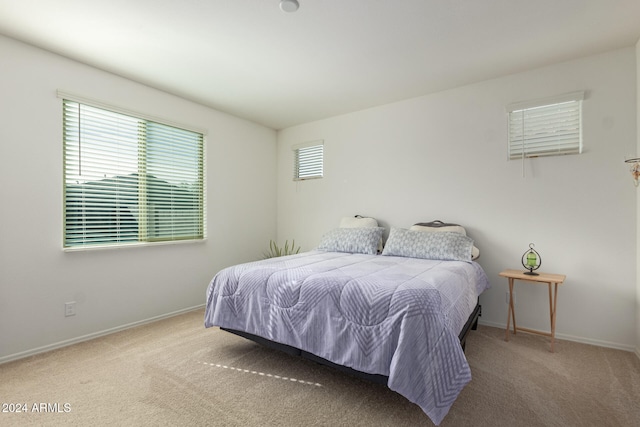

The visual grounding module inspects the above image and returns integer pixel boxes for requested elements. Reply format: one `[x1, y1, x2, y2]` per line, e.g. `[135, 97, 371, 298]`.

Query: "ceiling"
[1, 1, 639, 130]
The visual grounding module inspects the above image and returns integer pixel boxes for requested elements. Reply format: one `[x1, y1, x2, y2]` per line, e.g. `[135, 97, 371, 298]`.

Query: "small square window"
[508, 92, 584, 159]
[293, 140, 323, 181]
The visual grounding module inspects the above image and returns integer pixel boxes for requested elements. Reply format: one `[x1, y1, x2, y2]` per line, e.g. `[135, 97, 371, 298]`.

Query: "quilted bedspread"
[204, 251, 490, 425]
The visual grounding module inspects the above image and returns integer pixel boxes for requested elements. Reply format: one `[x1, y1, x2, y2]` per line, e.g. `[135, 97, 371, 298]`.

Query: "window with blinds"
[62, 98, 205, 249]
[293, 140, 324, 181]
[507, 91, 584, 160]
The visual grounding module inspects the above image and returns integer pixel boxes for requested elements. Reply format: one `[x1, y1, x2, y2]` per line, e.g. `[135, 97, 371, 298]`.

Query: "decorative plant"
[263, 239, 300, 259]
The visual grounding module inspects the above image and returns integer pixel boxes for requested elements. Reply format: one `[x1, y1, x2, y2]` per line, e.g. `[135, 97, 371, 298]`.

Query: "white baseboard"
[0, 304, 205, 365]
[477, 319, 636, 353]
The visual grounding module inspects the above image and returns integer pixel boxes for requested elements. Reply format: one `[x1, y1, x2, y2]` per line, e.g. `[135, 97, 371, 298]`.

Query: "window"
[62, 96, 205, 249]
[507, 91, 584, 159]
[293, 140, 323, 181]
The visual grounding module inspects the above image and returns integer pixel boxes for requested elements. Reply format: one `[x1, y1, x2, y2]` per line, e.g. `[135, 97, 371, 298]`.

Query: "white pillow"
[340, 216, 379, 228]
[410, 224, 467, 235]
[410, 222, 480, 260]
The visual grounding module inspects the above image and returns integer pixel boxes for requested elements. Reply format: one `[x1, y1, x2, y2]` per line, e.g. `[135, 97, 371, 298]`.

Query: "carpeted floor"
[1, 309, 639, 426]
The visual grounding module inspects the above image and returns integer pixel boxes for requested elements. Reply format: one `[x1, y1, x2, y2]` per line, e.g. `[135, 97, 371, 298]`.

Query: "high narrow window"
[62, 97, 205, 249]
[508, 92, 584, 159]
[293, 140, 323, 181]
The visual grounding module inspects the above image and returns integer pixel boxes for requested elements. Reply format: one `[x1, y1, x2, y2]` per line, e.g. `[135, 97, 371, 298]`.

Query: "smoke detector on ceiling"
[280, 0, 299, 13]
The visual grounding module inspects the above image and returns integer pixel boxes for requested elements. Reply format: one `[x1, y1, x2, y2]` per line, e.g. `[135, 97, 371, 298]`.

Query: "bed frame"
[222, 301, 481, 386]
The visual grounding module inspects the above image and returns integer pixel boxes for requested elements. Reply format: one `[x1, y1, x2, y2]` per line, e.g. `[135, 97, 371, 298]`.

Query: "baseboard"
[635, 347, 640, 361]
[477, 319, 636, 353]
[0, 304, 205, 365]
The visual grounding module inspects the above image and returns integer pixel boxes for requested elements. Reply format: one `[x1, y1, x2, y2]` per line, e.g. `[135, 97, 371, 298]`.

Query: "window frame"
[59, 91, 206, 250]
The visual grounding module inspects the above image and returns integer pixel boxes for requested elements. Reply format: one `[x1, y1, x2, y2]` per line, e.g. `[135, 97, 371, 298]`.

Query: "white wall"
[636, 38, 640, 359]
[0, 36, 277, 361]
[277, 47, 637, 351]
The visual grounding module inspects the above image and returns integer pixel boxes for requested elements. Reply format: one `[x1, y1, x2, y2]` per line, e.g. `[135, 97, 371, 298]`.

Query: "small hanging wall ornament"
[521, 243, 541, 276]
[625, 158, 640, 187]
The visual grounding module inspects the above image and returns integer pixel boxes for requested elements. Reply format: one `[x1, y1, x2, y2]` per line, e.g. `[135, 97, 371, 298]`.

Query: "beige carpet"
[1, 309, 639, 427]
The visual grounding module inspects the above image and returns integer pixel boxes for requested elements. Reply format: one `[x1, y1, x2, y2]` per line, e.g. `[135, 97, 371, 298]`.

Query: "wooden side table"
[499, 269, 566, 352]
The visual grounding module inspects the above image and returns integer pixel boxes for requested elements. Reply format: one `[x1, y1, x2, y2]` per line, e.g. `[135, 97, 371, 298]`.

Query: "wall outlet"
[505, 291, 516, 305]
[65, 301, 76, 317]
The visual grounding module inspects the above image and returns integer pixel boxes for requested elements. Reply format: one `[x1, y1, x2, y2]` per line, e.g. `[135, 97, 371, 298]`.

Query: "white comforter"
[205, 251, 490, 425]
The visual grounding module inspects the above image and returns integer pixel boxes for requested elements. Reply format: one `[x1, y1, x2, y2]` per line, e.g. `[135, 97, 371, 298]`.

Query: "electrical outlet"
[65, 302, 76, 317]
[505, 291, 516, 304]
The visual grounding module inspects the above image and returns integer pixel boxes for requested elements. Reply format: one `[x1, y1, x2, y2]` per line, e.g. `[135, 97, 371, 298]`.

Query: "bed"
[204, 221, 490, 425]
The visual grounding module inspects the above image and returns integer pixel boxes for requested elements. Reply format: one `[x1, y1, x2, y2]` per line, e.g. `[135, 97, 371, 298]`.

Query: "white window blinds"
[508, 92, 584, 159]
[62, 98, 205, 249]
[293, 140, 323, 181]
